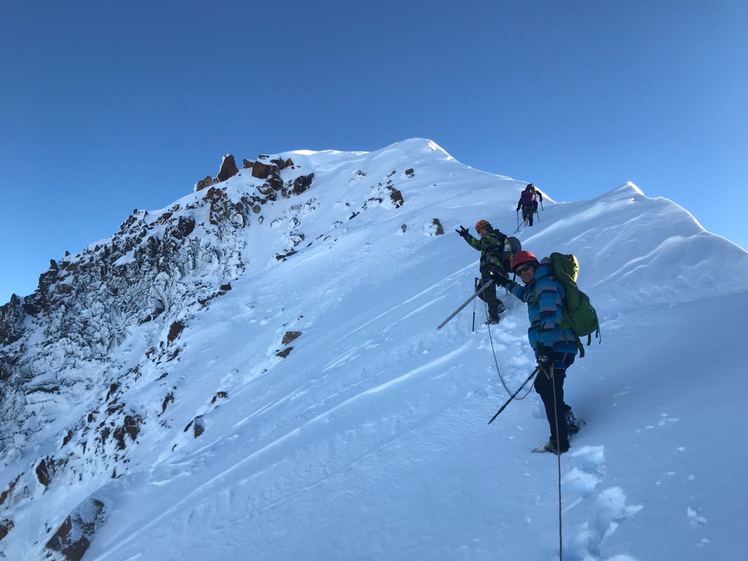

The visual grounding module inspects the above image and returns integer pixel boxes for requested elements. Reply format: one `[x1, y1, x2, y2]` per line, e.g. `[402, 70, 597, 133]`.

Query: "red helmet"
[510, 250, 538, 272]
[475, 219, 492, 232]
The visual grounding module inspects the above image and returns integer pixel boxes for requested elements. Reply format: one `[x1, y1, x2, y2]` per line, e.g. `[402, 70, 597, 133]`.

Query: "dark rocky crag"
[0, 151, 315, 552]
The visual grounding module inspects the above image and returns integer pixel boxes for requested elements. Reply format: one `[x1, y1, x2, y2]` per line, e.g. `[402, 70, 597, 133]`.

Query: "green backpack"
[549, 252, 601, 357]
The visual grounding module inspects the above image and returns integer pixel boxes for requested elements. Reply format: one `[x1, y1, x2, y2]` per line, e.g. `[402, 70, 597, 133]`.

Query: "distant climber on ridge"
[456, 219, 510, 324]
[516, 183, 543, 227]
[488, 250, 581, 454]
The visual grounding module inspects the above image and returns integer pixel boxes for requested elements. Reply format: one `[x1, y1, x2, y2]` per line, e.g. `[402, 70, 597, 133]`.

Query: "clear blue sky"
[1, 0, 746, 304]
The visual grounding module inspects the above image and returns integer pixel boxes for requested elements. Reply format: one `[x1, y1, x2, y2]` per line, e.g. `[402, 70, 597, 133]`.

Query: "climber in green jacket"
[456, 219, 508, 324]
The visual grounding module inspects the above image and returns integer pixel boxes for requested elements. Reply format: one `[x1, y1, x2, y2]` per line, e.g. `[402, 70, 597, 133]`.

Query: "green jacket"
[464, 230, 509, 274]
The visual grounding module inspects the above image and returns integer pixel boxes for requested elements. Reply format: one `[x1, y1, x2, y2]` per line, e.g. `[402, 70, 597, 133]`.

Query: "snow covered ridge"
[0, 138, 468, 557]
[518, 181, 748, 308]
[0, 138, 747, 560]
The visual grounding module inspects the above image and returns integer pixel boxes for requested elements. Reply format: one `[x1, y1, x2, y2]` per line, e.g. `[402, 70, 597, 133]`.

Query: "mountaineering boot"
[531, 438, 569, 454]
[542, 438, 569, 455]
[566, 409, 582, 435]
[484, 302, 506, 324]
[486, 307, 505, 324]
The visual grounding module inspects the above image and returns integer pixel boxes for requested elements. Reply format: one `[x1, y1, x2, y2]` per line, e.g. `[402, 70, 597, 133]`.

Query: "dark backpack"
[506, 236, 522, 254]
[549, 252, 601, 357]
[501, 236, 521, 271]
[520, 189, 536, 205]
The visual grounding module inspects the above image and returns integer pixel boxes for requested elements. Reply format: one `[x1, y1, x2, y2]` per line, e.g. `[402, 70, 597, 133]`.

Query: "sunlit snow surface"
[2, 139, 748, 561]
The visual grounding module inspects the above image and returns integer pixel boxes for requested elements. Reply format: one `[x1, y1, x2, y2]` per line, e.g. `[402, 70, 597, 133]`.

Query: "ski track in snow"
[89, 342, 473, 560]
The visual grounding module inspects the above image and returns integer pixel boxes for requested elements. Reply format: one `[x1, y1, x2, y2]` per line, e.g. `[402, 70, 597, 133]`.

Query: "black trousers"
[521, 204, 534, 226]
[534, 353, 574, 447]
[476, 276, 504, 321]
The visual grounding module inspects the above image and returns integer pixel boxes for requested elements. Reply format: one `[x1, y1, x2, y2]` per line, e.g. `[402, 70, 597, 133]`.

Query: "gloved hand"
[487, 267, 510, 287]
[535, 344, 554, 364]
[456, 225, 469, 238]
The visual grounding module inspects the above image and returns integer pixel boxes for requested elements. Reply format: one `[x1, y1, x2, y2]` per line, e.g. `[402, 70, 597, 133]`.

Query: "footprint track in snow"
[687, 505, 708, 527]
[562, 446, 606, 506]
[562, 445, 644, 561]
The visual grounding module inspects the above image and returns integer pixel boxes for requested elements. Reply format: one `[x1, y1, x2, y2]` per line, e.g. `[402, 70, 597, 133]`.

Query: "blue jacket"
[507, 261, 578, 364]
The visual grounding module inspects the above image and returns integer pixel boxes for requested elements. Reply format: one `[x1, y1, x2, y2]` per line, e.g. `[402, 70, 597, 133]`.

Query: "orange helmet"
[475, 219, 492, 232]
[510, 250, 538, 272]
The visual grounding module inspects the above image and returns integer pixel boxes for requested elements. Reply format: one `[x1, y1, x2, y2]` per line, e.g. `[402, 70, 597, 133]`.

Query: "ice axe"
[437, 279, 495, 330]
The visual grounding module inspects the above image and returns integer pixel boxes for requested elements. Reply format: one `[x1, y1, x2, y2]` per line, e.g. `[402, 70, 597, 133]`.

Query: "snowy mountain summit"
[1, 138, 747, 561]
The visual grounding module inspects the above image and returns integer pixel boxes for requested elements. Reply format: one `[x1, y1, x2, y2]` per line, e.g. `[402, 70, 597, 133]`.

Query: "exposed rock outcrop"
[292, 173, 314, 195]
[0, 147, 329, 558]
[0, 518, 13, 540]
[211, 391, 228, 404]
[36, 457, 52, 487]
[276, 347, 293, 358]
[0, 294, 24, 344]
[251, 160, 279, 179]
[271, 157, 294, 170]
[167, 321, 185, 344]
[194, 176, 215, 192]
[193, 415, 205, 438]
[282, 331, 302, 345]
[389, 188, 404, 208]
[45, 497, 107, 561]
[216, 154, 239, 183]
[112, 414, 142, 449]
[172, 216, 195, 240]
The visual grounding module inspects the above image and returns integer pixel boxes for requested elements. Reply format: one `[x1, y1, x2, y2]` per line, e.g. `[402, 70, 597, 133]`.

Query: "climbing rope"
[548, 362, 564, 561]
[483, 299, 533, 401]
[480, 289, 564, 560]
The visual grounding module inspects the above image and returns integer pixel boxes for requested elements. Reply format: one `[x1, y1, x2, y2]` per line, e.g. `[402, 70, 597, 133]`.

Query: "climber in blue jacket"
[490, 250, 581, 454]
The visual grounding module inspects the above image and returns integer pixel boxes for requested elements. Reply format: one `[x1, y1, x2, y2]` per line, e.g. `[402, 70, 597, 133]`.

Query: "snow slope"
[1, 139, 747, 561]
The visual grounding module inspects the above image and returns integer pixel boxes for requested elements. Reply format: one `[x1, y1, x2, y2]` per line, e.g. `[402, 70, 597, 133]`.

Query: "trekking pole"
[437, 279, 495, 330]
[471, 278, 478, 332]
[487, 365, 541, 424]
[516, 210, 519, 231]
